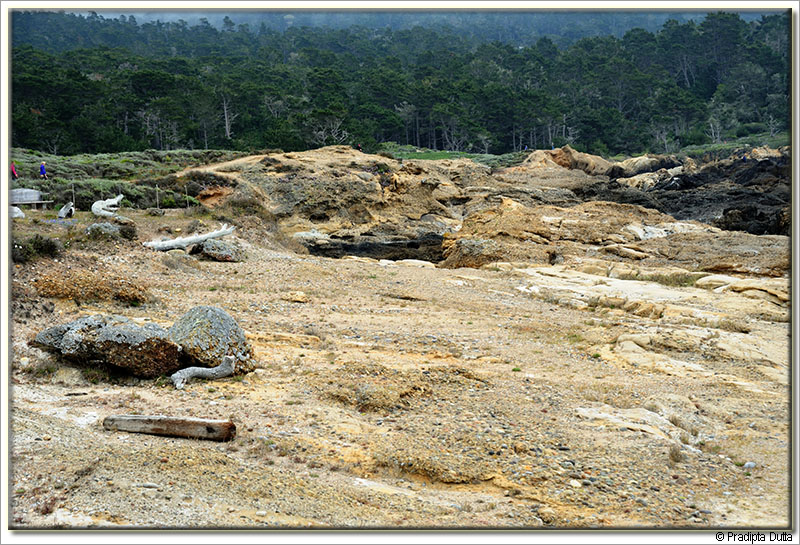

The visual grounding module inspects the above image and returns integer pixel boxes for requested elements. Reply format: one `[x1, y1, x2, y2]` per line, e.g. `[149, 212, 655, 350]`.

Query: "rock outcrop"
[441, 198, 687, 268]
[576, 147, 790, 236]
[440, 197, 789, 276]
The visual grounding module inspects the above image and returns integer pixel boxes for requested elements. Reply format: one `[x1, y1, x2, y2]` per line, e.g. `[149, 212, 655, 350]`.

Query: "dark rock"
[304, 232, 444, 262]
[576, 151, 790, 236]
[191, 239, 246, 262]
[168, 306, 255, 373]
[147, 208, 165, 216]
[31, 315, 183, 378]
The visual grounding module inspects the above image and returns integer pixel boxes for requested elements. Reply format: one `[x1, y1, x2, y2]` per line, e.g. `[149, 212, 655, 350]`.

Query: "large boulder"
[31, 315, 183, 378]
[191, 239, 246, 262]
[168, 306, 255, 373]
[86, 222, 121, 240]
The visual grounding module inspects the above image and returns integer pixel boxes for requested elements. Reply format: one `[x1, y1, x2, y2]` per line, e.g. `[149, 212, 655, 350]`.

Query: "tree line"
[10, 10, 790, 157]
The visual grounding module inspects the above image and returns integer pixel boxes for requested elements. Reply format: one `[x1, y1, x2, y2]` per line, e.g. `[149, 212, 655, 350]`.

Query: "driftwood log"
[102, 415, 236, 441]
[91, 194, 123, 217]
[171, 355, 235, 389]
[143, 223, 235, 251]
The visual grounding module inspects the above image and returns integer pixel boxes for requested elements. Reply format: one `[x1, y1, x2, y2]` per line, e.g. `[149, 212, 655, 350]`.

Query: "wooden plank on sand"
[103, 415, 236, 441]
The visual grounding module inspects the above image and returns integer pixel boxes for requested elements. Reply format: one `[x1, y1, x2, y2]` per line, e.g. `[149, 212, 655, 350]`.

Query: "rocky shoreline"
[7, 145, 791, 530]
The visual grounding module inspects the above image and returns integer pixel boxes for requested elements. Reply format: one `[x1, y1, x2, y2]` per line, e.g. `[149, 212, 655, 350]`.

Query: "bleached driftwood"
[102, 414, 236, 441]
[92, 194, 123, 217]
[143, 223, 235, 251]
[58, 201, 75, 218]
[171, 355, 235, 390]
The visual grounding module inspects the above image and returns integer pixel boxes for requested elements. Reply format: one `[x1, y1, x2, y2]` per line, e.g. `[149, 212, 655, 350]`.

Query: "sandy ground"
[5, 206, 792, 532]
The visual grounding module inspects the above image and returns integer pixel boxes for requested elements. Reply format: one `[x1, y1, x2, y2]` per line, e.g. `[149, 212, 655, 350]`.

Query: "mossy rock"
[168, 306, 255, 373]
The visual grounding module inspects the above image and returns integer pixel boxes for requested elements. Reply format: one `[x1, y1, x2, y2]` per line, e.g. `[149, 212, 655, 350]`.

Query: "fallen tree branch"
[102, 414, 236, 441]
[170, 355, 235, 389]
[143, 223, 235, 251]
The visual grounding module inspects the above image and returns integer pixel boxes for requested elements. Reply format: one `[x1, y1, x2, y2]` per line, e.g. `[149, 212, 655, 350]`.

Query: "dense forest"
[10, 10, 791, 157]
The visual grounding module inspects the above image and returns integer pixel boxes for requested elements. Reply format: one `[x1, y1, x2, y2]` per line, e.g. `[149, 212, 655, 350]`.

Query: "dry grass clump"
[668, 444, 686, 465]
[318, 362, 485, 413]
[323, 362, 423, 412]
[372, 434, 497, 483]
[34, 269, 151, 305]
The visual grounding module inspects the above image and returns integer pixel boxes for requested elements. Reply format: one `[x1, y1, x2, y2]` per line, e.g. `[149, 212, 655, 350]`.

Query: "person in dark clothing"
[39, 161, 47, 179]
[10, 161, 18, 180]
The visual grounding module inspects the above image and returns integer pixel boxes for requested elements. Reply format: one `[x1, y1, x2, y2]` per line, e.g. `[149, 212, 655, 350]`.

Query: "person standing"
[10, 161, 18, 180]
[39, 161, 47, 179]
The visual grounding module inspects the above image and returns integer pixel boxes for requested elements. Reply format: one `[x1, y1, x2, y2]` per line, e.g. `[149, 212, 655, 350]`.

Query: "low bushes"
[11, 234, 63, 263]
[34, 269, 151, 305]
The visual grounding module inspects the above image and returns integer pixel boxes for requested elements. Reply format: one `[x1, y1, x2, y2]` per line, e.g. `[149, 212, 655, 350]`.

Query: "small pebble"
[743, 462, 756, 469]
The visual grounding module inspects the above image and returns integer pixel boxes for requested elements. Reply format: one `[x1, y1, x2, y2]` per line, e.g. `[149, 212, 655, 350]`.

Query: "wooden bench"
[10, 199, 55, 209]
[10, 189, 54, 209]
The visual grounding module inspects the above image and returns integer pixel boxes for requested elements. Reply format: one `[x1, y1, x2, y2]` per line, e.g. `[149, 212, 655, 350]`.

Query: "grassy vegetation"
[678, 131, 789, 162]
[376, 142, 529, 169]
[11, 234, 64, 263]
[10, 147, 247, 211]
[10, 148, 250, 181]
[378, 131, 789, 169]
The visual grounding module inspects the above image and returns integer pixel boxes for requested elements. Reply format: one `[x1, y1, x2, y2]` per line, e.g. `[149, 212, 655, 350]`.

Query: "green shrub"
[736, 123, 767, 137]
[12, 234, 63, 263]
[118, 224, 138, 240]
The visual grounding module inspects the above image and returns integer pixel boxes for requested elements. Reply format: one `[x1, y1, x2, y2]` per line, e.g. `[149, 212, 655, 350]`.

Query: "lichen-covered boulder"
[86, 222, 121, 240]
[191, 239, 246, 262]
[31, 315, 184, 378]
[168, 306, 254, 373]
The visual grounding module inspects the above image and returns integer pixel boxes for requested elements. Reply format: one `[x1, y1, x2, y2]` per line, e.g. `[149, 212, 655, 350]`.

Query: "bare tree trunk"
[143, 224, 235, 251]
[511, 124, 516, 152]
[415, 112, 420, 147]
[221, 95, 238, 140]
